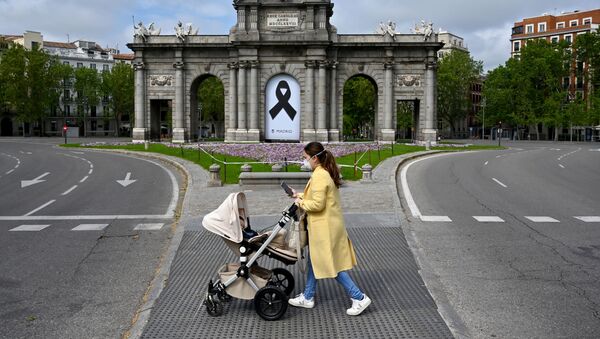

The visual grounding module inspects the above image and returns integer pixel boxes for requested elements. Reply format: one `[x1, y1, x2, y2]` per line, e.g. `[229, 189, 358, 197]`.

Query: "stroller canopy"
[202, 192, 249, 243]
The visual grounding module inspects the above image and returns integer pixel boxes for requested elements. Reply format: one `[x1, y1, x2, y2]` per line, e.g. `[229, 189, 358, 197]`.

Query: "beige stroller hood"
[202, 192, 249, 244]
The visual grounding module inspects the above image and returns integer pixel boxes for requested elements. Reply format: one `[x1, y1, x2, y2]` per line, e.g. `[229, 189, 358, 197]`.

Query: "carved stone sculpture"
[150, 75, 174, 87]
[175, 21, 199, 42]
[396, 75, 421, 87]
[134, 21, 161, 42]
[376, 20, 397, 38]
[411, 20, 434, 41]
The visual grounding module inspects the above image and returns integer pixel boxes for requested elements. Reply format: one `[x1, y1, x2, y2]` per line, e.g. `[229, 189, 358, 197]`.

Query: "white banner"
[265, 75, 301, 141]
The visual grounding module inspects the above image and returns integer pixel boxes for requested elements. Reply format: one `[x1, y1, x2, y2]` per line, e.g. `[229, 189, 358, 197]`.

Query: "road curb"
[389, 151, 471, 339]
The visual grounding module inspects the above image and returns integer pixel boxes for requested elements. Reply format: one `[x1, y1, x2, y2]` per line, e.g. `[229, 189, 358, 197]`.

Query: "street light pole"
[481, 97, 486, 140]
[498, 121, 502, 147]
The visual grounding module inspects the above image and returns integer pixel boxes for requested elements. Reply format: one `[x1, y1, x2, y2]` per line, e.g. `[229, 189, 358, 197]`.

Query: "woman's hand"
[294, 197, 302, 206]
[291, 188, 298, 198]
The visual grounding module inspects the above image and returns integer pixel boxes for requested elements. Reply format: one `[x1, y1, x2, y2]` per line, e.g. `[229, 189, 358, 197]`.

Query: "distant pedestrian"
[289, 142, 371, 316]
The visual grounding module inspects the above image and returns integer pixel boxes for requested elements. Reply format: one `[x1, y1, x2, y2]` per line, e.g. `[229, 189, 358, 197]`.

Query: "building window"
[66, 105, 71, 116]
[91, 106, 97, 117]
[31, 41, 39, 49]
[90, 63, 96, 70]
[583, 17, 592, 25]
[63, 61, 69, 65]
[513, 41, 520, 52]
[576, 77, 583, 90]
[570, 20, 578, 27]
[103, 64, 109, 71]
[565, 34, 573, 44]
[77, 62, 83, 68]
[538, 22, 546, 32]
[557, 22, 565, 29]
[512, 26, 523, 35]
[563, 77, 570, 90]
[551, 36, 559, 44]
[525, 24, 534, 34]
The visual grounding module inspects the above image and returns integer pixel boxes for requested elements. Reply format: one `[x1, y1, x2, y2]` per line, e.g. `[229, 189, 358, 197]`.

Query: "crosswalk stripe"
[575, 216, 600, 223]
[9, 225, 51, 231]
[525, 216, 560, 223]
[134, 223, 165, 230]
[71, 224, 109, 231]
[420, 216, 452, 222]
[473, 216, 505, 223]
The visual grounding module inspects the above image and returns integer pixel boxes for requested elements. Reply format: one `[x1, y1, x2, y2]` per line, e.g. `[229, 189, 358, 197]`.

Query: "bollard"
[241, 164, 252, 173]
[426, 140, 431, 151]
[208, 164, 222, 187]
[144, 141, 149, 150]
[272, 164, 283, 172]
[361, 164, 373, 183]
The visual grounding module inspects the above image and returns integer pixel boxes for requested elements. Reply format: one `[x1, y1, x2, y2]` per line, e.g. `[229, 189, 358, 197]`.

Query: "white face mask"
[302, 159, 311, 169]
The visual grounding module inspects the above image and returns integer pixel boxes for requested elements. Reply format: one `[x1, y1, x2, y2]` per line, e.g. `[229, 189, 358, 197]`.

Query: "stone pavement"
[123, 150, 459, 339]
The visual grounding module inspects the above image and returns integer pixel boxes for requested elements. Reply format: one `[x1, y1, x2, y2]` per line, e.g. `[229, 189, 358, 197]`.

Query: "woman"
[288, 142, 371, 316]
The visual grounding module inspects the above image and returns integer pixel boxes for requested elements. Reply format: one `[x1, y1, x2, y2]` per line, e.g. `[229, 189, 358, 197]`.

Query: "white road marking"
[0, 215, 172, 221]
[492, 178, 508, 188]
[559, 164, 565, 169]
[80, 176, 89, 183]
[6, 169, 14, 174]
[134, 223, 165, 230]
[117, 172, 137, 187]
[24, 200, 56, 216]
[88, 169, 93, 175]
[61, 185, 78, 196]
[484, 161, 489, 166]
[71, 151, 85, 155]
[21, 172, 50, 188]
[473, 216, 505, 222]
[420, 216, 453, 222]
[495, 155, 502, 158]
[71, 224, 109, 231]
[525, 216, 560, 223]
[590, 149, 600, 152]
[9, 224, 51, 232]
[575, 216, 600, 223]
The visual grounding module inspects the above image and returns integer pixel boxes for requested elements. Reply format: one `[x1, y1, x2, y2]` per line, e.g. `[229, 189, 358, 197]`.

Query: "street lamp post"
[481, 97, 486, 140]
[498, 121, 502, 147]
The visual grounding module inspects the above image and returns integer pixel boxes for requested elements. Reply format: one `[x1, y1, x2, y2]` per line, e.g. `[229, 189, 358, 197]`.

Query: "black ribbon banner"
[269, 80, 297, 121]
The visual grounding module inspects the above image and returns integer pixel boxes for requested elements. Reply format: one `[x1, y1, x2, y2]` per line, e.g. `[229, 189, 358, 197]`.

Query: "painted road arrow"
[21, 172, 50, 188]
[117, 172, 137, 187]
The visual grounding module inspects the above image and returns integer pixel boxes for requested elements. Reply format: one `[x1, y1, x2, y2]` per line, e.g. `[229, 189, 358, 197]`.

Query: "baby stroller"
[202, 192, 301, 320]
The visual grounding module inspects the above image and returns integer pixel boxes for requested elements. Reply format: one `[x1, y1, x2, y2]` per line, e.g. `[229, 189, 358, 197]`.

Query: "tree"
[198, 76, 224, 122]
[437, 50, 483, 137]
[74, 67, 101, 136]
[102, 62, 134, 136]
[573, 31, 600, 128]
[343, 76, 376, 140]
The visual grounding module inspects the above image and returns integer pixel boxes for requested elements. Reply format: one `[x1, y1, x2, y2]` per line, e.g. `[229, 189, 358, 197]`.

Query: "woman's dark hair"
[304, 142, 342, 188]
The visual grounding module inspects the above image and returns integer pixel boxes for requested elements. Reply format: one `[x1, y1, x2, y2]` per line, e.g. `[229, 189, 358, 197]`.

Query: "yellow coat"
[298, 166, 357, 279]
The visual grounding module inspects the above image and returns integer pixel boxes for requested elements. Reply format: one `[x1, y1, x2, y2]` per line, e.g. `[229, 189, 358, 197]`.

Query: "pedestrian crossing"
[418, 215, 600, 223]
[6, 223, 166, 232]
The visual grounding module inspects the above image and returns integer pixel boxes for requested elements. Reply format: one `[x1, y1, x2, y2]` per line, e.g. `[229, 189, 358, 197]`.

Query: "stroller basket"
[218, 263, 270, 300]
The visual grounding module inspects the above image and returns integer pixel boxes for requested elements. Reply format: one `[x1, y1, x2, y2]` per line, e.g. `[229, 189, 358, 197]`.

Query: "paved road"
[398, 142, 600, 338]
[0, 138, 182, 339]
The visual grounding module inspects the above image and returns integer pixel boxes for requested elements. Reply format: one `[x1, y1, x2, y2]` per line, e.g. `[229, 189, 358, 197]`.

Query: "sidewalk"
[129, 150, 456, 339]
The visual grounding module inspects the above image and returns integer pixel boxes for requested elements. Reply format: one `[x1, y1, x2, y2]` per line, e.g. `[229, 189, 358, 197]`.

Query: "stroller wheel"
[270, 268, 295, 295]
[205, 296, 224, 317]
[254, 286, 288, 321]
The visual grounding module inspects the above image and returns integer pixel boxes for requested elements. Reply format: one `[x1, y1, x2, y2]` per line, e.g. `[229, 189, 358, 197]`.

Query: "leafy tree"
[396, 101, 414, 140]
[102, 62, 134, 136]
[198, 76, 224, 122]
[437, 50, 483, 137]
[574, 31, 600, 127]
[343, 76, 376, 140]
[74, 66, 101, 136]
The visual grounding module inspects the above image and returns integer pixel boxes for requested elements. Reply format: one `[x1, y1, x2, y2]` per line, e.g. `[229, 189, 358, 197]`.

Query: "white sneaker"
[288, 293, 315, 309]
[346, 294, 371, 316]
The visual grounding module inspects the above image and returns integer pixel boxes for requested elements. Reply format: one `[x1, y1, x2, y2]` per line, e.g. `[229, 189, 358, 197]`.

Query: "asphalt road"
[398, 141, 600, 338]
[0, 138, 182, 339]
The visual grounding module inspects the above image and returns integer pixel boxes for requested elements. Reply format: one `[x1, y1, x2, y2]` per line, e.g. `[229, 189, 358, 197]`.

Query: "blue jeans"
[303, 250, 363, 300]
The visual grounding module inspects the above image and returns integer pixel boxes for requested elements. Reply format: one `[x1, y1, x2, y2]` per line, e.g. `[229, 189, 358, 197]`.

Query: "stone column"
[248, 61, 260, 141]
[303, 61, 316, 141]
[423, 53, 438, 144]
[236, 61, 248, 141]
[172, 61, 186, 143]
[132, 62, 147, 142]
[381, 61, 396, 142]
[316, 60, 328, 142]
[329, 61, 339, 142]
[226, 62, 238, 142]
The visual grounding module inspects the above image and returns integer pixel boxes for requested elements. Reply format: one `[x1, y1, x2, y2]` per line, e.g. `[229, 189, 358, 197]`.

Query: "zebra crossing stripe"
[71, 224, 109, 231]
[9, 225, 51, 231]
[575, 217, 600, 223]
[525, 216, 560, 223]
[473, 216, 505, 222]
[134, 223, 165, 230]
[420, 216, 452, 222]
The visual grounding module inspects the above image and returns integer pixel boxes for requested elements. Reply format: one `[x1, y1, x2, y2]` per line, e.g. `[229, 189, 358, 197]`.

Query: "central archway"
[343, 75, 377, 141]
[190, 75, 225, 141]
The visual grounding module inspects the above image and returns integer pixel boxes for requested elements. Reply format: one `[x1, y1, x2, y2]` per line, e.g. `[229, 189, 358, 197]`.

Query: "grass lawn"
[62, 142, 504, 184]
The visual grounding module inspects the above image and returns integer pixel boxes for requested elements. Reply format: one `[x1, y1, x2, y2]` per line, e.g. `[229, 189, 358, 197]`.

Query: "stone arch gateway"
[128, 0, 442, 144]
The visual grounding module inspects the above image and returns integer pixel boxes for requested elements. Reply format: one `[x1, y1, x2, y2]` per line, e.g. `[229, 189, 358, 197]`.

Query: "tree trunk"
[554, 125, 560, 142]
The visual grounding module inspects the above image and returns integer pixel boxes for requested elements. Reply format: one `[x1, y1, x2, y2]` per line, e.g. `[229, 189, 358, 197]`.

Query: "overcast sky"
[1, 0, 598, 72]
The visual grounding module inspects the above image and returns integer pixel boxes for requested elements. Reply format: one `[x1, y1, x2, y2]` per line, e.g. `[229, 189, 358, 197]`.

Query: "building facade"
[0, 31, 132, 137]
[128, 0, 443, 144]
